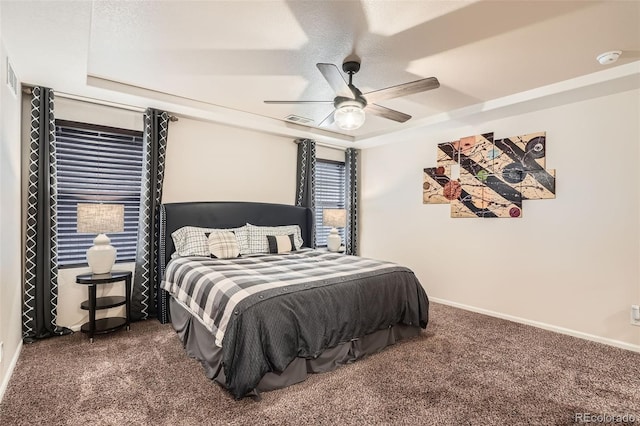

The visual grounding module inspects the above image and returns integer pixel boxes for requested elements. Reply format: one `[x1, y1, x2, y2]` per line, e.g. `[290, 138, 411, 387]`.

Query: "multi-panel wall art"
[423, 132, 555, 218]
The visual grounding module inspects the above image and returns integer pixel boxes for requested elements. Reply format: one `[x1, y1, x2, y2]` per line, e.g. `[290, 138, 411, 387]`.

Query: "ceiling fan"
[264, 60, 440, 130]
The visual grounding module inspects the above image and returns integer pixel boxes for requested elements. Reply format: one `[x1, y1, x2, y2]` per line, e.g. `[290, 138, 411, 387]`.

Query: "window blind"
[315, 160, 346, 247]
[55, 120, 144, 266]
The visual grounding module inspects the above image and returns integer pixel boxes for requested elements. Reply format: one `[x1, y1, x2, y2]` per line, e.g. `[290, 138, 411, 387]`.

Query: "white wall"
[55, 97, 143, 131]
[317, 144, 346, 163]
[163, 117, 298, 203]
[361, 88, 640, 349]
[0, 36, 24, 397]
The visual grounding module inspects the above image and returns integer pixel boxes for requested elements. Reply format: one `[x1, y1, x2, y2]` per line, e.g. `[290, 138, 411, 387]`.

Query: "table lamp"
[323, 208, 346, 252]
[77, 203, 124, 274]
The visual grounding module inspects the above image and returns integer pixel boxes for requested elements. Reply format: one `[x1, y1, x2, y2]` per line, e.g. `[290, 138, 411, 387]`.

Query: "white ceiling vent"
[6, 57, 18, 97]
[285, 114, 314, 125]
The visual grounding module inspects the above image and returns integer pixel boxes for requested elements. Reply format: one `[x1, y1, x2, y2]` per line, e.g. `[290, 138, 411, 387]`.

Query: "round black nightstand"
[76, 270, 132, 342]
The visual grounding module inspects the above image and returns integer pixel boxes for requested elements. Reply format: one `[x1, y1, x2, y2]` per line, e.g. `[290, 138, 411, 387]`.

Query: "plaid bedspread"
[161, 249, 429, 398]
[162, 249, 411, 346]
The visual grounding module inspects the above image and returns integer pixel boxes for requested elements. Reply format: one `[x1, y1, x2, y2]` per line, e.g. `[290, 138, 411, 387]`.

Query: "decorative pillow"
[267, 234, 296, 254]
[206, 231, 240, 259]
[171, 225, 249, 256]
[246, 223, 303, 254]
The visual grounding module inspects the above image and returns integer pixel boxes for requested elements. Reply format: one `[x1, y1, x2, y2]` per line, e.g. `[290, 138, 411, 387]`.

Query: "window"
[55, 120, 144, 267]
[315, 159, 346, 247]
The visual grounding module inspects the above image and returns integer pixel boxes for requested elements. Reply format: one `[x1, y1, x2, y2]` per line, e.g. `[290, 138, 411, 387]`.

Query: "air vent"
[285, 114, 314, 125]
[6, 57, 17, 97]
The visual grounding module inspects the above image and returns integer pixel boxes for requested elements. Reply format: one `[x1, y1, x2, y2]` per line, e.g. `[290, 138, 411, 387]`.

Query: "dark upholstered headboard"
[156, 201, 314, 323]
[159, 201, 313, 267]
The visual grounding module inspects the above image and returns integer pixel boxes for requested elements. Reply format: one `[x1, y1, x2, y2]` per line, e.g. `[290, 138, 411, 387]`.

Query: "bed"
[157, 201, 429, 399]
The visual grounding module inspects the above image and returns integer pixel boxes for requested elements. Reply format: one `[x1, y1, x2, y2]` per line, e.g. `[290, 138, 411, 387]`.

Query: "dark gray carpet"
[1, 303, 639, 425]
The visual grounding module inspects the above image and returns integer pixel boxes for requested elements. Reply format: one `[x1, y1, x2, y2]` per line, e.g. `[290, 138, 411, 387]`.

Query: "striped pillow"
[246, 223, 303, 254]
[267, 234, 296, 254]
[207, 231, 240, 259]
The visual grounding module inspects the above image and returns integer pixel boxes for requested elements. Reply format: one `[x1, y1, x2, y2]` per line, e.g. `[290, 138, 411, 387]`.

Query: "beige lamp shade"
[77, 203, 124, 234]
[323, 208, 347, 228]
[77, 203, 124, 274]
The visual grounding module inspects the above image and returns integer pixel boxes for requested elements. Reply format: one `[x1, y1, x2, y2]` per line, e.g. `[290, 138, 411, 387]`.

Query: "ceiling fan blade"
[366, 104, 412, 123]
[364, 77, 440, 104]
[318, 109, 335, 127]
[264, 100, 333, 104]
[316, 63, 354, 99]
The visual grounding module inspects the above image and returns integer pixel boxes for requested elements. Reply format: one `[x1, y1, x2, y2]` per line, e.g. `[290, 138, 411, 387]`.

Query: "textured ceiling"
[2, 0, 640, 146]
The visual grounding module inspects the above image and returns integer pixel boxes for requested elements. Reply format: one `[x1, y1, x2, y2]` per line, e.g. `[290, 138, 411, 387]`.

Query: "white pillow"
[246, 223, 303, 254]
[171, 225, 249, 256]
[207, 231, 240, 259]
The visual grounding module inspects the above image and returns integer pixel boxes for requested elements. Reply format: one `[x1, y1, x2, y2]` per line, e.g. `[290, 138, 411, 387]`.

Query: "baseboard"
[430, 297, 640, 353]
[0, 341, 23, 404]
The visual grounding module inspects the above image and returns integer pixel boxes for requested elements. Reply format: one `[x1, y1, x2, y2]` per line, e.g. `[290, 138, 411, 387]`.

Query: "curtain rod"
[21, 85, 179, 121]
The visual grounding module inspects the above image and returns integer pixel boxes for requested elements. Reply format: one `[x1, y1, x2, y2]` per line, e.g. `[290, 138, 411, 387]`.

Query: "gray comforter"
[161, 250, 429, 398]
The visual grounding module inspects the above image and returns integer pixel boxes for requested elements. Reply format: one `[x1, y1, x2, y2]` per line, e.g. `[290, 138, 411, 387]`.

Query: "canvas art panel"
[422, 131, 555, 218]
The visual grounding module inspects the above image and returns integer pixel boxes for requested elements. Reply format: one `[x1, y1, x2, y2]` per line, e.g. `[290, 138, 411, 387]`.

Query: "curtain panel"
[295, 138, 317, 248]
[133, 109, 169, 321]
[22, 86, 71, 342]
[345, 148, 359, 256]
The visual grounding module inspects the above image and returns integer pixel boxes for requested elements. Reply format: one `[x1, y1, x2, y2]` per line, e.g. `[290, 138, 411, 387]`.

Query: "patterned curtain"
[22, 86, 72, 343]
[345, 148, 359, 255]
[295, 138, 316, 248]
[133, 109, 169, 321]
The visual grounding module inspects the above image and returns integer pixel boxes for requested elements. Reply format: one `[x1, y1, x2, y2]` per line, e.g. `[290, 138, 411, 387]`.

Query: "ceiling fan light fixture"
[334, 100, 366, 130]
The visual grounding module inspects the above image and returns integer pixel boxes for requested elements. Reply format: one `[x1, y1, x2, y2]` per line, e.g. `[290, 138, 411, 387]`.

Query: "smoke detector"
[596, 50, 621, 65]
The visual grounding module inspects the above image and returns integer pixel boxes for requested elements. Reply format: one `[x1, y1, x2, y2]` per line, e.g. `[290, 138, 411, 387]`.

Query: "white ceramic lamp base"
[87, 233, 117, 274]
[327, 228, 342, 252]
